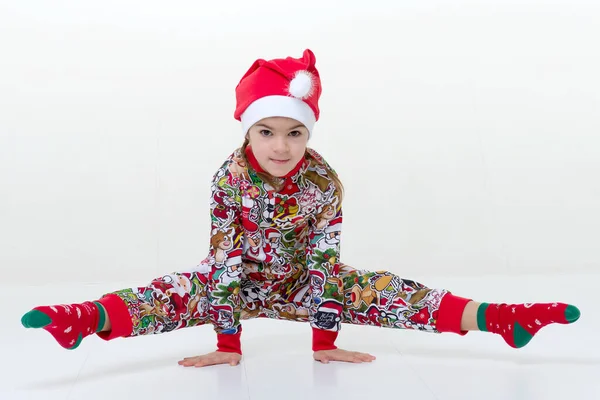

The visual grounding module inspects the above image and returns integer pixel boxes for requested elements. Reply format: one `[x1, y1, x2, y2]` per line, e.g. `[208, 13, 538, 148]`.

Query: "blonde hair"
[240, 137, 344, 200]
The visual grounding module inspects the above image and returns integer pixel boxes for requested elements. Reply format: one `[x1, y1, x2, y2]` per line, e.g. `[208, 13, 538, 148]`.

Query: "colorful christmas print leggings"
[98, 263, 469, 340]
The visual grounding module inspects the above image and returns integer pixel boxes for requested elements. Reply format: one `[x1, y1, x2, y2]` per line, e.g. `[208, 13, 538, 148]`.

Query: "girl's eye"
[289, 131, 302, 137]
[260, 130, 272, 136]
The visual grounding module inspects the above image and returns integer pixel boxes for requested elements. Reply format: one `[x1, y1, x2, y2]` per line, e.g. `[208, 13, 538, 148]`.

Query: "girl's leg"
[21, 269, 212, 349]
[338, 264, 580, 348]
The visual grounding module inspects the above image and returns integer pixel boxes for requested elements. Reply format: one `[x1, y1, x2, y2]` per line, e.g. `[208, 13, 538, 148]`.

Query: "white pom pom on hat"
[288, 70, 315, 99]
[233, 49, 322, 137]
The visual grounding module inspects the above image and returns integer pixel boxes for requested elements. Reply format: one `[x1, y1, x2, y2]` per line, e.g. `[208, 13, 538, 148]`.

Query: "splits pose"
[22, 49, 580, 367]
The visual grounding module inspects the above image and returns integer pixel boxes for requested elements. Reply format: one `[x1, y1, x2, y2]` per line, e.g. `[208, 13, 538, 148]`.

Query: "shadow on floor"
[18, 351, 246, 391]
[396, 345, 600, 366]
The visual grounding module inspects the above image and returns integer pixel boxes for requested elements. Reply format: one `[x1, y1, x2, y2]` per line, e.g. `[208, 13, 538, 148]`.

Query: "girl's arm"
[206, 165, 245, 354]
[306, 187, 345, 352]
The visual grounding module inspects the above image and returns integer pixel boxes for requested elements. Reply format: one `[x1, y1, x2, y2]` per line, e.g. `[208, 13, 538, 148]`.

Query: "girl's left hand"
[313, 348, 376, 364]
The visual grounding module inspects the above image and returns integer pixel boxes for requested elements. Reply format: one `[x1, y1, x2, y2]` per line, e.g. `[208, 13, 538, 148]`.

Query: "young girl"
[21, 49, 581, 367]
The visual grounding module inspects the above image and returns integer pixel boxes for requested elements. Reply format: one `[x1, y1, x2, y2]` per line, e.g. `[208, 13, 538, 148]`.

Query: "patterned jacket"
[198, 145, 344, 353]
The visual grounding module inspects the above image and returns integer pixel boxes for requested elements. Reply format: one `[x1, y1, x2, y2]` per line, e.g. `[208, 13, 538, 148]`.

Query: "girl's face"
[246, 117, 309, 177]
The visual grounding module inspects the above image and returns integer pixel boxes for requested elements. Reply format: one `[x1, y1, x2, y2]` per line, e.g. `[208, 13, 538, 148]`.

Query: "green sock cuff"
[93, 301, 106, 333]
[477, 303, 489, 331]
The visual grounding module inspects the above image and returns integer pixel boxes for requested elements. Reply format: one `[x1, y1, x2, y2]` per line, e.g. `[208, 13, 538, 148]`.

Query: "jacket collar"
[244, 145, 306, 180]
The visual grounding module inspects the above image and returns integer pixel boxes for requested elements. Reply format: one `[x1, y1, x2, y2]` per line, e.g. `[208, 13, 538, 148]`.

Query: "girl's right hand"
[177, 351, 242, 367]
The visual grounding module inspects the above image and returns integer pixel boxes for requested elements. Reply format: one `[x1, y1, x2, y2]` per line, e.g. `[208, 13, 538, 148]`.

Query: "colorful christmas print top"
[198, 145, 344, 349]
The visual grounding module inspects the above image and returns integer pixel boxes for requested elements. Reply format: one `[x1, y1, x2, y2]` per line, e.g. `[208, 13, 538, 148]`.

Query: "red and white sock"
[477, 302, 580, 348]
[21, 301, 106, 350]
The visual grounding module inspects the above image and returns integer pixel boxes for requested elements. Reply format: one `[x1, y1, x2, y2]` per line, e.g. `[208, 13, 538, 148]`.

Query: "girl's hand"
[313, 348, 376, 364]
[178, 351, 241, 367]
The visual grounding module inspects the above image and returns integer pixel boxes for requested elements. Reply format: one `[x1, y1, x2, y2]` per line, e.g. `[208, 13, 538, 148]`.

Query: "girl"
[21, 49, 581, 367]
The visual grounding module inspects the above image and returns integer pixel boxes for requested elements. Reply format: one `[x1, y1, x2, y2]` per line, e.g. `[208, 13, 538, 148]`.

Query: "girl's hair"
[240, 137, 344, 200]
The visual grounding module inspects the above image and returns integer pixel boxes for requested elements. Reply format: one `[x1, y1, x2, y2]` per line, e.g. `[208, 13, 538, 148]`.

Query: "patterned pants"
[101, 263, 459, 339]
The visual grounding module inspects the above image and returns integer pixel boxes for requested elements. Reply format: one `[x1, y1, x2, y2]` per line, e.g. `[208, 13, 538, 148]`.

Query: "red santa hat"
[265, 228, 282, 240]
[225, 248, 243, 267]
[234, 49, 322, 137]
[325, 217, 342, 234]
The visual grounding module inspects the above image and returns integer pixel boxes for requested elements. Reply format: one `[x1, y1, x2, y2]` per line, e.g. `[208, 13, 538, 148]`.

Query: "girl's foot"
[477, 302, 580, 348]
[21, 301, 106, 349]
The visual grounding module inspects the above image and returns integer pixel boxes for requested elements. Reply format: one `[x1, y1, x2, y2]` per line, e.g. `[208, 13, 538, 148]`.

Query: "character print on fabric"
[271, 303, 310, 321]
[210, 216, 240, 268]
[239, 278, 269, 304]
[313, 300, 343, 331]
[227, 153, 251, 184]
[102, 148, 451, 341]
[139, 292, 170, 324]
[339, 267, 445, 332]
[108, 272, 212, 337]
[210, 304, 236, 332]
[193, 147, 348, 336]
[310, 270, 326, 299]
[104, 264, 451, 339]
[344, 272, 404, 310]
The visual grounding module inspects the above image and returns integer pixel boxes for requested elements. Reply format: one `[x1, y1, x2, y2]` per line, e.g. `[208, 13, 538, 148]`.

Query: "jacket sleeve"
[306, 187, 345, 352]
[206, 167, 245, 354]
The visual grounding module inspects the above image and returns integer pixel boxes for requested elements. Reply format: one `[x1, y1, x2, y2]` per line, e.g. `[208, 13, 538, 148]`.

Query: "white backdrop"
[1, 1, 598, 286]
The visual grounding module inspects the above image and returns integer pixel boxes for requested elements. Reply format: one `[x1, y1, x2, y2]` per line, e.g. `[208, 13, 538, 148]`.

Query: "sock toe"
[564, 305, 580, 323]
[22, 310, 52, 329]
[21, 313, 30, 328]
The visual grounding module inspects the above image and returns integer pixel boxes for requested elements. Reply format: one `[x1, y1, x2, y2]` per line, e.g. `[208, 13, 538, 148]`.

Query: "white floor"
[2, 273, 599, 400]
